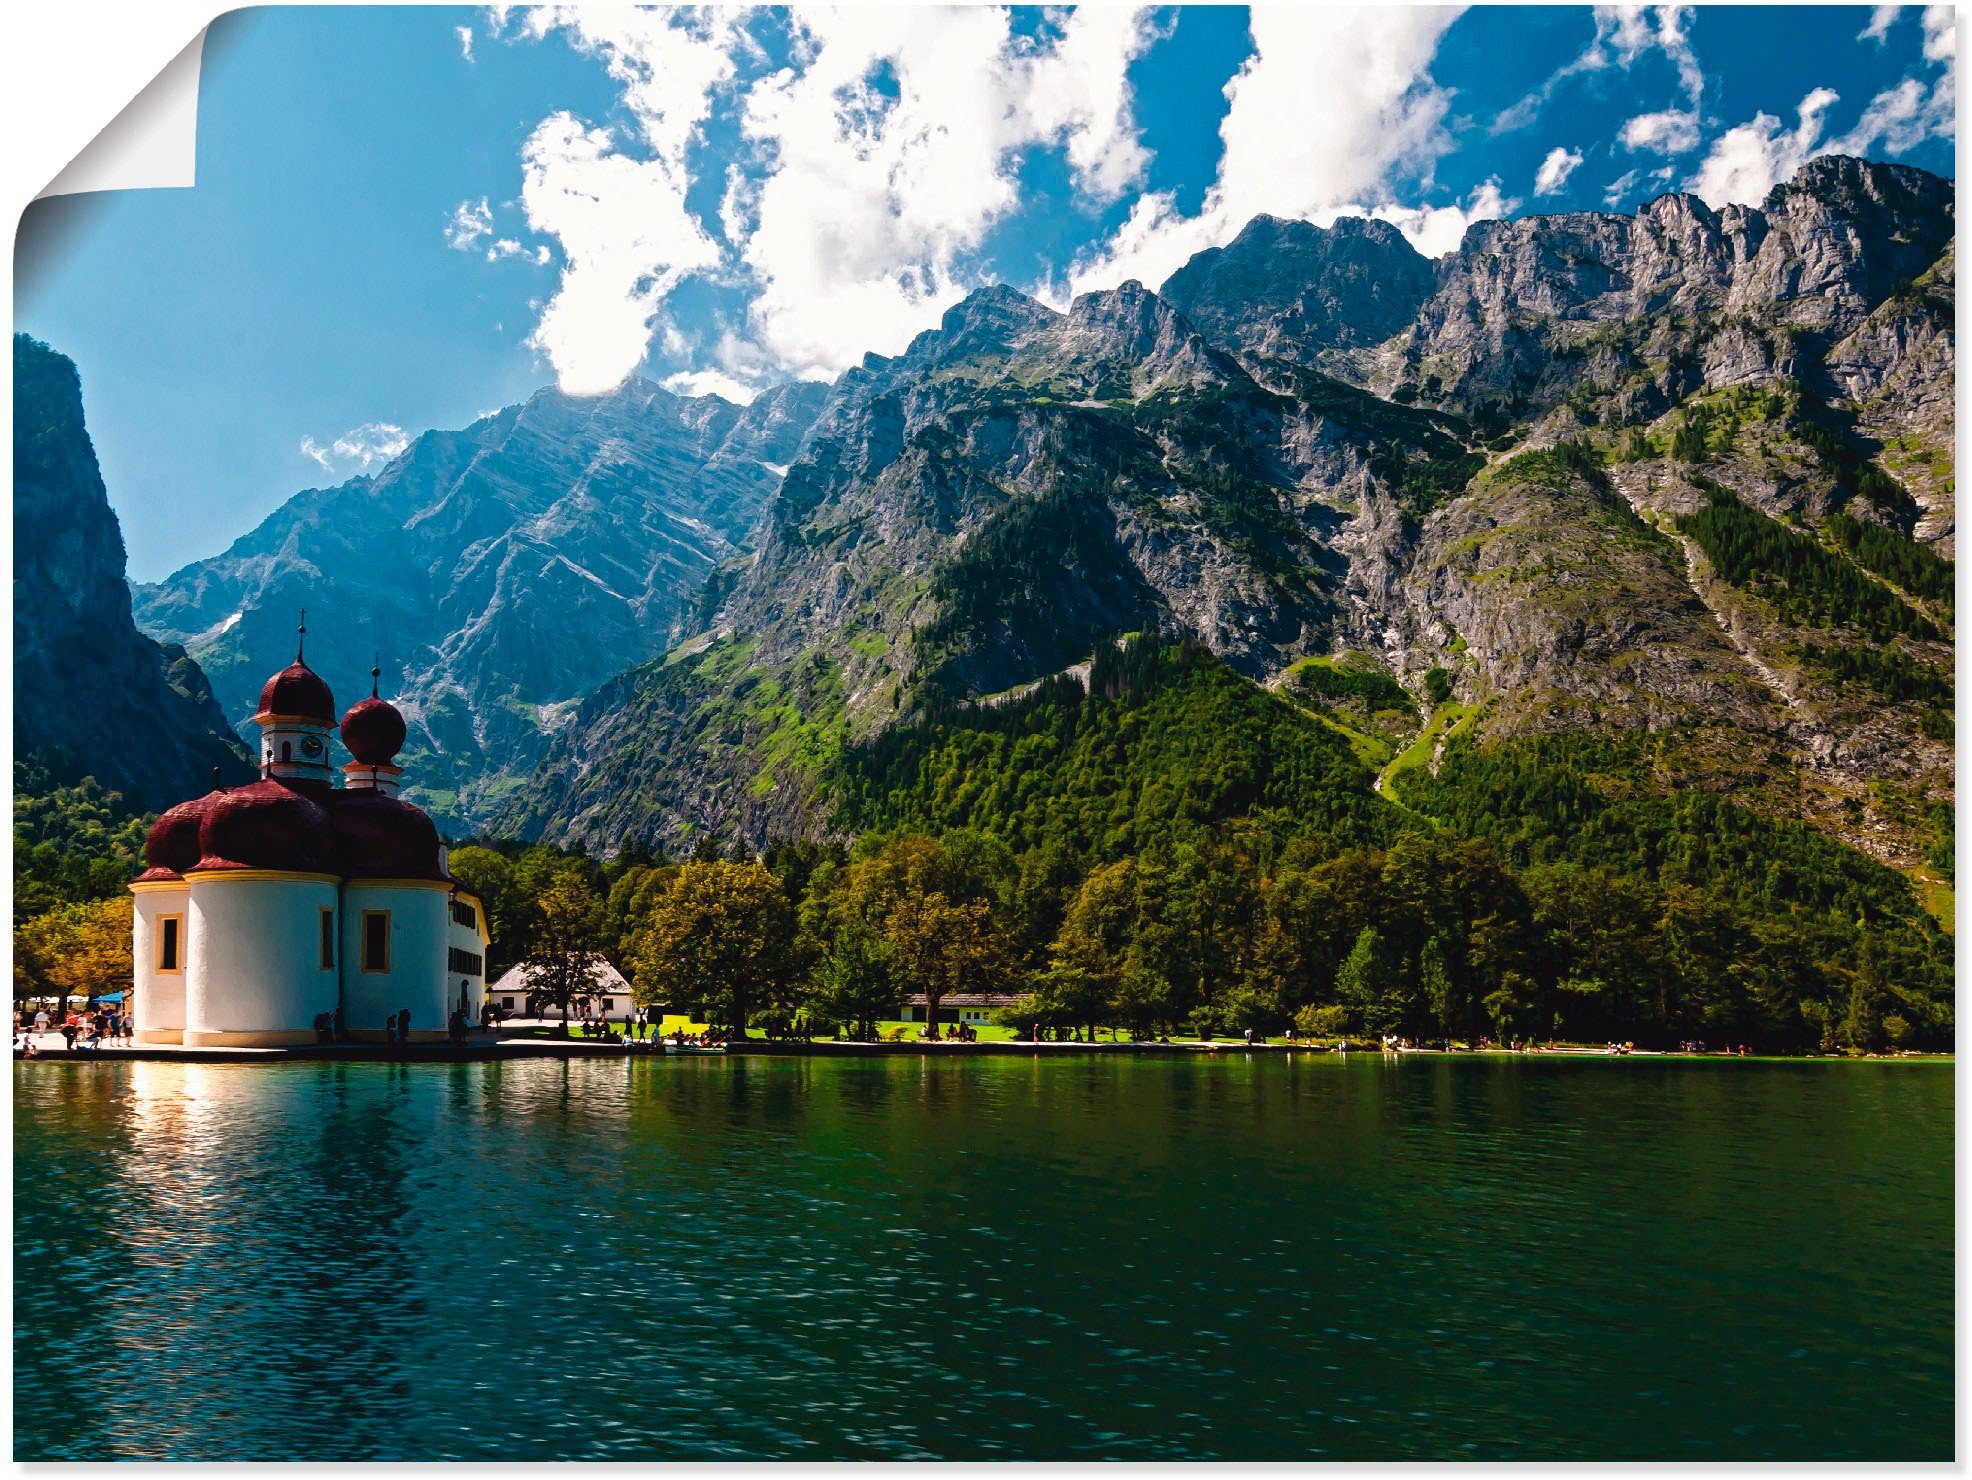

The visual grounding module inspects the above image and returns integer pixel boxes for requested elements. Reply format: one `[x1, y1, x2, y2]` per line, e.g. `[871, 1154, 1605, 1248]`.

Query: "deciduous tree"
[633, 860, 796, 1037]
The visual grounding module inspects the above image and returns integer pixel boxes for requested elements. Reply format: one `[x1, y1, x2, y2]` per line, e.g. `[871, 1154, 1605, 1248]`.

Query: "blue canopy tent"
[90, 992, 126, 1003]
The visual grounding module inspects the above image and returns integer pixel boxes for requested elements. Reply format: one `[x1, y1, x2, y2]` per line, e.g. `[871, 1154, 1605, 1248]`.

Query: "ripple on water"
[12, 1054, 1954, 1460]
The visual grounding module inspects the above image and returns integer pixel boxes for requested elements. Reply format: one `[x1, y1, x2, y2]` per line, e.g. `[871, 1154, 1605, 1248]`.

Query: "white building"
[488, 957, 632, 1018]
[899, 992, 1019, 1026]
[129, 629, 490, 1046]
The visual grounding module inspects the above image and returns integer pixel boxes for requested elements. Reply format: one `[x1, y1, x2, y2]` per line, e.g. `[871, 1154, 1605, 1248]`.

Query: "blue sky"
[16, 4, 1956, 581]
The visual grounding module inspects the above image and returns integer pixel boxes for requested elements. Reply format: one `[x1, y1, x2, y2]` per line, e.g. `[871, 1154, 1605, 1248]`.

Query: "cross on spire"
[371, 652, 381, 698]
[296, 608, 308, 663]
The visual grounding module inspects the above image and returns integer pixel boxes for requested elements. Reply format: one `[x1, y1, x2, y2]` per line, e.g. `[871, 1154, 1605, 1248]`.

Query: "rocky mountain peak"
[1160, 208, 1436, 369]
[1056, 279, 1239, 395]
[902, 284, 1059, 370]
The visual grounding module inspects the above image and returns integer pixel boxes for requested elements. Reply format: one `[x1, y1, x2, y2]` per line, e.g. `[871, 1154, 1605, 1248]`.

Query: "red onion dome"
[256, 660, 335, 723]
[141, 791, 226, 878]
[331, 789, 446, 880]
[192, 780, 335, 874]
[340, 696, 407, 765]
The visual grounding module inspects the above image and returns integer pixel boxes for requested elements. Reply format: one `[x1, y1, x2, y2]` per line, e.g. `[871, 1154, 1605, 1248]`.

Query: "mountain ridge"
[492, 156, 1952, 886]
[133, 375, 828, 827]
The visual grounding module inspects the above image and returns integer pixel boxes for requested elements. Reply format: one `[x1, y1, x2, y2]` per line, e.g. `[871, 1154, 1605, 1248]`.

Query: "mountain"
[1160, 213, 1437, 366]
[13, 334, 252, 812]
[132, 378, 827, 828]
[501, 157, 1952, 900]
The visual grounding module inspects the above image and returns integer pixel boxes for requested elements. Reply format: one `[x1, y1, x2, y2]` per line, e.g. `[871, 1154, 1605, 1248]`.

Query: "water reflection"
[15, 1056, 1953, 1461]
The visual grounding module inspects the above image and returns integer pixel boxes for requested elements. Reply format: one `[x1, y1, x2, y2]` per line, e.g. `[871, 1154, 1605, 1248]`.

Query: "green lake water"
[12, 1053, 1953, 1460]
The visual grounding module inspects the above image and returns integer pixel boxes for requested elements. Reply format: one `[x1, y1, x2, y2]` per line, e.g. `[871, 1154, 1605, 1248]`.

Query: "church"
[128, 626, 490, 1046]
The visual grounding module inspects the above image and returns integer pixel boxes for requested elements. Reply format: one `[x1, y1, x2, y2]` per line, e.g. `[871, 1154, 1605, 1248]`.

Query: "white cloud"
[445, 197, 493, 251]
[729, 6, 1161, 378]
[496, 8, 1157, 390]
[662, 368, 761, 404]
[1373, 179, 1519, 258]
[519, 111, 723, 395]
[299, 422, 412, 476]
[1828, 4, 1955, 154]
[506, 10, 745, 394]
[1685, 88, 1839, 207]
[484, 237, 552, 266]
[481, 7, 1513, 392]
[1602, 168, 1641, 206]
[1619, 108, 1701, 155]
[1533, 145, 1584, 196]
[1497, 5, 1704, 133]
[1068, 8, 1465, 291]
[457, 24, 475, 62]
[1860, 5, 1902, 43]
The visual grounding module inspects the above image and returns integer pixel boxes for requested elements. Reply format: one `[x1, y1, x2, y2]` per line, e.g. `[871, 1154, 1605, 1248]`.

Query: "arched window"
[281, 740, 292, 762]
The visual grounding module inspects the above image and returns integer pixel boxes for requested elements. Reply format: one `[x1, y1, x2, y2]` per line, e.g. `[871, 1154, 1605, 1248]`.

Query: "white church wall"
[183, 873, 340, 1046]
[131, 884, 189, 1043]
[446, 893, 488, 1025]
[340, 881, 449, 1041]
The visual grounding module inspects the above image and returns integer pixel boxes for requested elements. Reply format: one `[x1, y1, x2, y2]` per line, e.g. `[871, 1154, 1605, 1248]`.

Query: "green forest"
[435, 637, 1949, 1054]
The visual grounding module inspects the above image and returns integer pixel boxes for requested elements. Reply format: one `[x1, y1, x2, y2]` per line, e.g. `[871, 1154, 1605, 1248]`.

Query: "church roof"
[340, 694, 407, 765]
[136, 643, 447, 885]
[256, 659, 336, 723]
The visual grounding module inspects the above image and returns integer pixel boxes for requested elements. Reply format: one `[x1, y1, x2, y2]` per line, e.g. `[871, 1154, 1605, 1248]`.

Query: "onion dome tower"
[254, 612, 337, 791]
[340, 659, 408, 797]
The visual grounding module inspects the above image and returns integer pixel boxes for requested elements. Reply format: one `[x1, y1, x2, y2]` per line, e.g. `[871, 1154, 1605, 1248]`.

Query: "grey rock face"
[13, 335, 252, 811]
[1161, 215, 1435, 368]
[133, 377, 825, 829]
[508, 158, 1952, 866]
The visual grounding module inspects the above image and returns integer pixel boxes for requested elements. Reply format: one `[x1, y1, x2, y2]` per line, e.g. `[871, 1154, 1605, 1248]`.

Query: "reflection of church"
[129, 623, 490, 1046]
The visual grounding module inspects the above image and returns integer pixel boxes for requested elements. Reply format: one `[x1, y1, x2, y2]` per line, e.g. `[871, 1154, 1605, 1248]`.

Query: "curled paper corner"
[38, 27, 208, 199]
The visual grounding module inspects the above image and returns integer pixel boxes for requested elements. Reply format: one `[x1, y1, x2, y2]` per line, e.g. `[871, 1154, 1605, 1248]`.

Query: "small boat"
[666, 1044, 728, 1057]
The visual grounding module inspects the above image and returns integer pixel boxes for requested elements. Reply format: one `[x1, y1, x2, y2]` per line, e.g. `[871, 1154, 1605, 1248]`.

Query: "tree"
[806, 919, 894, 1041]
[605, 862, 675, 973]
[883, 891, 1009, 1038]
[523, 869, 604, 1033]
[1336, 924, 1405, 1036]
[448, 846, 526, 973]
[1023, 963, 1110, 1041]
[829, 835, 1014, 1038]
[15, 895, 132, 1010]
[1110, 961, 1177, 1041]
[1050, 859, 1140, 1026]
[633, 860, 796, 1037]
[1420, 935, 1458, 1042]
[13, 763, 150, 917]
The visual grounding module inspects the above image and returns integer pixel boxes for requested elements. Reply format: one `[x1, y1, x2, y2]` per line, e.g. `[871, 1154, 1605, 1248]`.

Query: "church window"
[361, 910, 391, 973]
[319, 908, 335, 970]
[281, 740, 292, 763]
[157, 915, 183, 973]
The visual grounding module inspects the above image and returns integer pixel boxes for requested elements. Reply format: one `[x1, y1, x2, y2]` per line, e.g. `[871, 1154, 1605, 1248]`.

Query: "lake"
[13, 1053, 1953, 1460]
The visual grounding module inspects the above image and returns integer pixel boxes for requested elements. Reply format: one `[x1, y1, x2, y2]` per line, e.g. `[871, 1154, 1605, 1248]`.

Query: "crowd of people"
[14, 1004, 132, 1056]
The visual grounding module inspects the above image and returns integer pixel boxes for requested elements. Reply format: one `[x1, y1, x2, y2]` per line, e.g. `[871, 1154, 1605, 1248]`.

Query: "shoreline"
[11, 1033, 1951, 1065]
